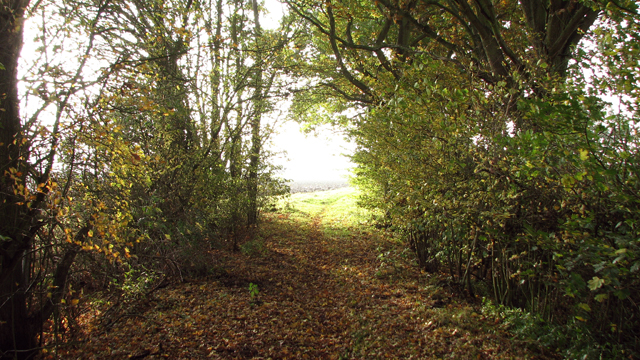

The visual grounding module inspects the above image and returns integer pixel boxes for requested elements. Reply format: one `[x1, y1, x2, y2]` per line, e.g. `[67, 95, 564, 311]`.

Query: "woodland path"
[44, 193, 555, 359]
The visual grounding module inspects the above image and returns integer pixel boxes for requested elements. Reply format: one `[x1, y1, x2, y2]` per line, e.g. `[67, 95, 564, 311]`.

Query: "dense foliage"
[287, 0, 640, 356]
[0, 0, 297, 357]
[3, 0, 640, 357]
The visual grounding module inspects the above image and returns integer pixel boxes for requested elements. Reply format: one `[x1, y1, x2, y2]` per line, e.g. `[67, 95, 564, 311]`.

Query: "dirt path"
[45, 210, 554, 359]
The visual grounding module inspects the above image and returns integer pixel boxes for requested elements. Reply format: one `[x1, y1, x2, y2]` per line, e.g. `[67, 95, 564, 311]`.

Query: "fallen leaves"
[38, 208, 555, 359]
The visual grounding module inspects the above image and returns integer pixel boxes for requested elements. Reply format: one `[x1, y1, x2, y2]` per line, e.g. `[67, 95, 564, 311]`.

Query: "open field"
[289, 180, 350, 193]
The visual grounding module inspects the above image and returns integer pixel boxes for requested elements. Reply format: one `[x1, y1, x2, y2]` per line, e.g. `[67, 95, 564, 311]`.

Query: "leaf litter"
[39, 205, 556, 359]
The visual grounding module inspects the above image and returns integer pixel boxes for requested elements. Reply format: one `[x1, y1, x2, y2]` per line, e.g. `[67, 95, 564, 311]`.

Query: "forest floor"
[41, 188, 557, 359]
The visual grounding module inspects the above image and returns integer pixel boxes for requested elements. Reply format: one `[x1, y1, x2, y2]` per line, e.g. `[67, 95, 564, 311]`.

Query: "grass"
[278, 187, 376, 228]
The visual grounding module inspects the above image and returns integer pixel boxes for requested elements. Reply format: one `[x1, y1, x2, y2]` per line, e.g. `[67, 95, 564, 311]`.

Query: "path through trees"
[42, 189, 553, 359]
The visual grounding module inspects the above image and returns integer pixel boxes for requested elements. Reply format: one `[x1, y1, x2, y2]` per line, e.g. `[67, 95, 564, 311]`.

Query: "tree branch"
[327, 3, 374, 99]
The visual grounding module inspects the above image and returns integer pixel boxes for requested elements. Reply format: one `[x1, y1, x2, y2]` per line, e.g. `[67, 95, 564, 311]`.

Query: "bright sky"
[268, 121, 355, 182]
[262, 0, 355, 183]
[263, 0, 287, 29]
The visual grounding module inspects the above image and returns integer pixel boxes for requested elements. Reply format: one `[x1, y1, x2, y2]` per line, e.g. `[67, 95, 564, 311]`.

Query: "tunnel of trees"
[1, 0, 640, 357]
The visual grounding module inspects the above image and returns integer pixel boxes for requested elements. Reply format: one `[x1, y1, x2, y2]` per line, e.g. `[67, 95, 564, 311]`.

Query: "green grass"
[278, 187, 376, 228]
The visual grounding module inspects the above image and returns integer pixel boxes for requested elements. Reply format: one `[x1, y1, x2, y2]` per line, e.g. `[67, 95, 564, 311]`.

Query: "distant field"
[289, 179, 350, 193]
[278, 186, 375, 229]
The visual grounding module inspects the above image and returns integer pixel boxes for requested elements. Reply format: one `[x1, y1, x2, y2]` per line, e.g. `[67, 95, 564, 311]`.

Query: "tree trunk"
[0, 1, 36, 358]
[247, 0, 263, 226]
[0, 266, 35, 360]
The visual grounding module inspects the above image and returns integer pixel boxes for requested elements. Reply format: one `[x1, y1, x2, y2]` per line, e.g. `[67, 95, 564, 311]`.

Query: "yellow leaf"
[578, 303, 591, 312]
[579, 149, 589, 161]
[71, 299, 79, 306]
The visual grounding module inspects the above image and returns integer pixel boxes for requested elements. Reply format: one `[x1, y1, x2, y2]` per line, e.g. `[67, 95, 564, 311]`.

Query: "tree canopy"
[285, 0, 640, 356]
[0, 0, 299, 357]
[2, 0, 640, 357]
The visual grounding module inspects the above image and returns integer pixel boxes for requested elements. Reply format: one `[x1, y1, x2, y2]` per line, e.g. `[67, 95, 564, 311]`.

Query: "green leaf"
[0, 62, 5, 70]
[578, 303, 591, 312]
[614, 248, 627, 255]
[614, 289, 630, 300]
[588, 276, 605, 291]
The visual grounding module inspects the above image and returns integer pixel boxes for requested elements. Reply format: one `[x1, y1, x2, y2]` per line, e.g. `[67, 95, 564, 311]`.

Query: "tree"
[0, 0, 298, 355]
[286, 0, 600, 111]
[0, 0, 35, 355]
[287, 0, 640, 354]
[247, 0, 265, 226]
[0, 0, 109, 356]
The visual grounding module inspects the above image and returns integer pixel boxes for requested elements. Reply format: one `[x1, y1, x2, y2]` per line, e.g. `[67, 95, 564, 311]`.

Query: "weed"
[120, 264, 158, 299]
[240, 239, 265, 256]
[248, 283, 260, 304]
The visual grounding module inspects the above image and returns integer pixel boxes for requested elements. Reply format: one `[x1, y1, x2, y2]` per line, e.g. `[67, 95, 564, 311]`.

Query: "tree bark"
[247, 0, 263, 226]
[0, 1, 36, 358]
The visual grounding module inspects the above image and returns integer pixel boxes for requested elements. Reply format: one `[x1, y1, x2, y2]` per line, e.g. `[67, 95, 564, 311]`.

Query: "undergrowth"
[481, 298, 633, 359]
